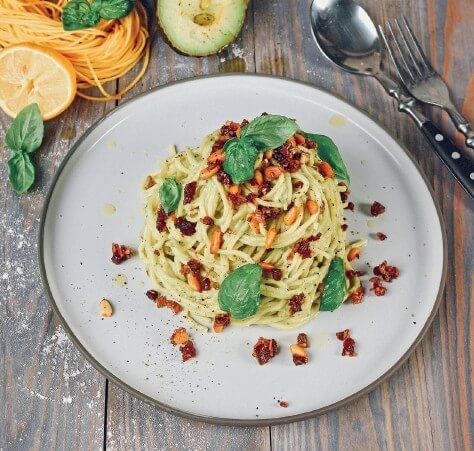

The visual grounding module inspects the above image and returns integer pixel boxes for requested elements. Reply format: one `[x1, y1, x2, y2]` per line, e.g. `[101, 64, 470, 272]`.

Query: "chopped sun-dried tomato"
[297, 333, 309, 348]
[273, 144, 301, 172]
[279, 401, 289, 408]
[373, 260, 399, 282]
[349, 286, 365, 304]
[201, 216, 214, 226]
[289, 293, 305, 315]
[292, 233, 321, 259]
[252, 337, 278, 365]
[293, 180, 304, 189]
[345, 201, 355, 211]
[370, 201, 386, 216]
[201, 277, 211, 291]
[175, 217, 197, 236]
[213, 312, 231, 333]
[336, 329, 350, 341]
[342, 337, 356, 356]
[271, 268, 283, 281]
[156, 208, 167, 232]
[111, 243, 133, 264]
[228, 193, 247, 208]
[259, 180, 273, 196]
[217, 170, 232, 186]
[146, 289, 159, 301]
[187, 259, 201, 275]
[183, 181, 197, 205]
[290, 344, 308, 365]
[180, 340, 197, 361]
[341, 224, 348, 231]
[260, 206, 281, 220]
[369, 276, 387, 296]
[376, 232, 387, 241]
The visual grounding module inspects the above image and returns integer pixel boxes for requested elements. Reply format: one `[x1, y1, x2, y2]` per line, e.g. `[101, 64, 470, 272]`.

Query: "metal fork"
[379, 16, 474, 150]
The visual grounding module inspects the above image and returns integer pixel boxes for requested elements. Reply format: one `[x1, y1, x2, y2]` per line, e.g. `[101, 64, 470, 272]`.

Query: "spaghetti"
[139, 118, 365, 331]
[0, 0, 149, 101]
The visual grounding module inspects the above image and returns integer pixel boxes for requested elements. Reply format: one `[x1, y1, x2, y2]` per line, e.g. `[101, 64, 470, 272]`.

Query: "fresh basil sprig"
[159, 177, 182, 213]
[218, 263, 263, 319]
[62, 0, 135, 31]
[303, 132, 350, 185]
[222, 115, 299, 184]
[319, 256, 346, 311]
[4, 103, 44, 194]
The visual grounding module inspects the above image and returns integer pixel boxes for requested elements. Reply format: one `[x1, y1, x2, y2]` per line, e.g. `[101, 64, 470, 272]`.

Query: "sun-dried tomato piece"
[111, 243, 133, 264]
[293, 180, 304, 189]
[271, 268, 283, 281]
[345, 201, 355, 211]
[376, 232, 387, 241]
[373, 260, 399, 282]
[341, 224, 348, 231]
[187, 259, 201, 275]
[183, 181, 197, 205]
[201, 216, 214, 226]
[175, 217, 197, 236]
[259, 181, 273, 196]
[228, 193, 247, 208]
[370, 201, 386, 216]
[289, 293, 305, 315]
[336, 329, 350, 341]
[180, 340, 197, 362]
[220, 121, 240, 138]
[279, 401, 289, 408]
[290, 344, 308, 365]
[297, 333, 309, 348]
[246, 193, 257, 204]
[156, 208, 167, 232]
[349, 286, 365, 304]
[213, 312, 231, 333]
[291, 233, 321, 259]
[252, 337, 278, 365]
[342, 337, 356, 356]
[201, 277, 211, 291]
[217, 170, 232, 186]
[170, 327, 189, 345]
[304, 136, 316, 149]
[273, 144, 301, 172]
[146, 289, 159, 301]
[369, 276, 387, 296]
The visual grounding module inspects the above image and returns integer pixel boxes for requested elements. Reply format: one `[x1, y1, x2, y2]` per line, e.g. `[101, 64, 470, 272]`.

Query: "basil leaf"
[62, 0, 100, 31]
[5, 104, 44, 154]
[240, 115, 299, 151]
[159, 177, 182, 213]
[218, 264, 263, 320]
[319, 256, 346, 311]
[98, 0, 135, 19]
[222, 137, 259, 184]
[7, 153, 35, 194]
[303, 132, 350, 185]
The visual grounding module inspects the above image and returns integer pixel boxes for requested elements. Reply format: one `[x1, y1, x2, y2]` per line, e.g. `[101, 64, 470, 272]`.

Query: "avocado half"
[157, 0, 249, 57]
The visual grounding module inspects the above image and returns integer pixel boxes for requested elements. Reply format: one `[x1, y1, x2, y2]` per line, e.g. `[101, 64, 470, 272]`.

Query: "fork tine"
[383, 21, 416, 85]
[394, 18, 424, 79]
[400, 16, 435, 76]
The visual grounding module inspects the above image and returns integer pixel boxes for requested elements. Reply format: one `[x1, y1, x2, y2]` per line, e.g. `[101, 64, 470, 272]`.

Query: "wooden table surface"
[1, 0, 473, 449]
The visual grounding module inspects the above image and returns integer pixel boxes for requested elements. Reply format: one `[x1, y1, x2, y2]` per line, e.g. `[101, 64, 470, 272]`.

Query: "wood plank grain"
[252, 1, 473, 450]
[0, 88, 115, 450]
[104, 5, 269, 450]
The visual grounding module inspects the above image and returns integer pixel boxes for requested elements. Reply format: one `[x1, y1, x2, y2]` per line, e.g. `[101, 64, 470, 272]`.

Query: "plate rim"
[38, 73, 447, 426]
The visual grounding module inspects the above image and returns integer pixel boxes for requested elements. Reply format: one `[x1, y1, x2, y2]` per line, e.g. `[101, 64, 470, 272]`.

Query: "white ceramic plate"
[40, 75, 446, 425]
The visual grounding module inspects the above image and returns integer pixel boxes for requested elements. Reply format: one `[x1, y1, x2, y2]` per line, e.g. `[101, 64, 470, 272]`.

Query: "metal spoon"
[310, 0, 474, 199]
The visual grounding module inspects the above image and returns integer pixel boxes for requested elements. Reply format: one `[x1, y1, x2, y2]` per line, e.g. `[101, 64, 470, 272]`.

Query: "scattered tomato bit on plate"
[336, 329, 350, 341]
[213, 312, 231, 333]
[111, 243, 133, 264]
[336, 329, 357, 356]
[369, 277, 387, 296]
[252, 337, 278, 365]
[376, 232, 387, 241]
[373, 260, 400, 282]
[344, 201, 354, 211]
[297, 333, 309, 348]
[349, 286, 365, 304]
[279, 401, 289, 408]
[370, 201, 385, 216]
[180, 340, 197, 362]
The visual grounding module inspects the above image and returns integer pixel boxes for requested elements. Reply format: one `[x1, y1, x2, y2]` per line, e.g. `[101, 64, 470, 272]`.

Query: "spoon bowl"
[310, 0, 382, 76]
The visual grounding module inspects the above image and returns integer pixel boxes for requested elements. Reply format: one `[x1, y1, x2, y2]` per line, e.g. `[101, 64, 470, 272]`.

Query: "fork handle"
[420, 121, 474, 198]
[445, 108, 474, 149]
